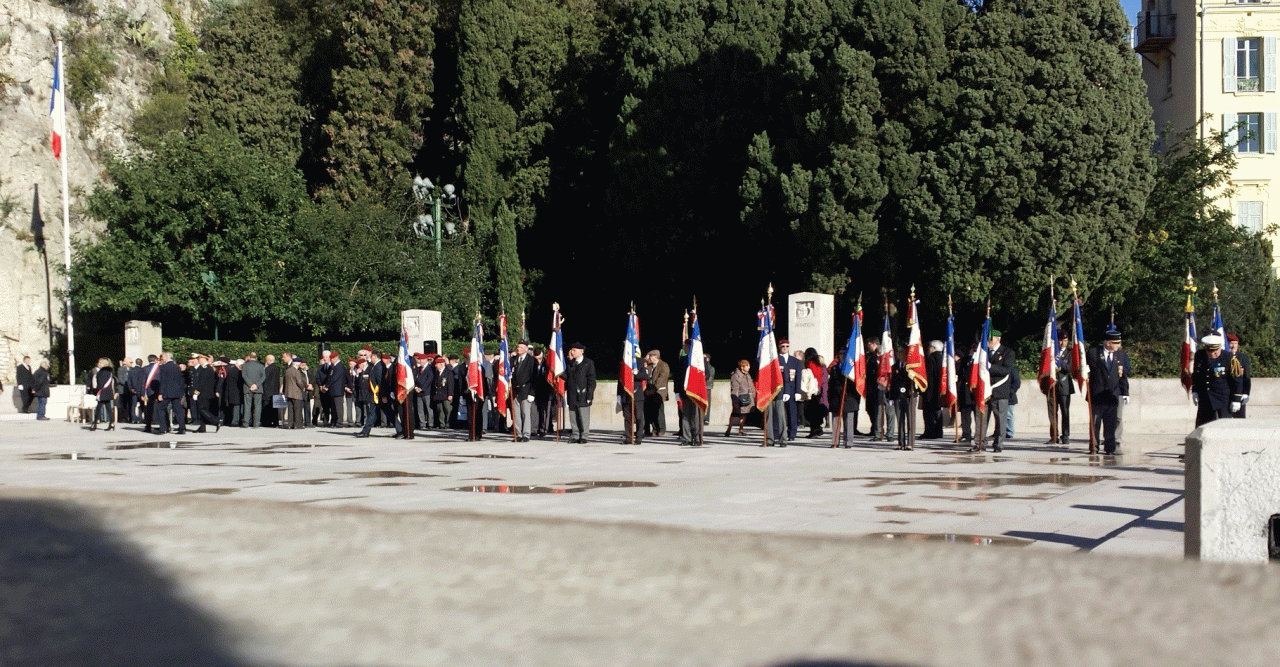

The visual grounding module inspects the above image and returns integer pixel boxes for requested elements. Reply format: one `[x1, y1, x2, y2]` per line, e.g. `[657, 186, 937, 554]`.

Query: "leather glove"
[1122, 396, 1129, 405]
[1231, 401, 1241, 413]
[1240, 394, 1250, 404]
[1191, 394, 1198, 406]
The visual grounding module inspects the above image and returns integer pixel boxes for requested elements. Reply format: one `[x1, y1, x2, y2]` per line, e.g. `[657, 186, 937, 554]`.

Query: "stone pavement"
[2, 420, 1278, 667]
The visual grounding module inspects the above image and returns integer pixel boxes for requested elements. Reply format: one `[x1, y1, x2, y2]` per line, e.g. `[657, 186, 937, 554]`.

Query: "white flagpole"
[58, 40, 74, 385]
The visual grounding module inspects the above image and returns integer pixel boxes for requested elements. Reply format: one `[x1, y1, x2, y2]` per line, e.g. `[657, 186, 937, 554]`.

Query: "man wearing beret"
[1192, 334, 1242, 427]
[1087, 328, 1130, 454]
[974, 329, 1015, 452]
[1226, 333, 1252, 419]
[511, 340, 539, 442]
[283, 355, 309, 430]
[564, 342, 596, 443]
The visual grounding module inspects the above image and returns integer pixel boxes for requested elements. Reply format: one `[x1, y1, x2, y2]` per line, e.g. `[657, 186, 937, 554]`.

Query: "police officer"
[1087, 329, 1130, 454]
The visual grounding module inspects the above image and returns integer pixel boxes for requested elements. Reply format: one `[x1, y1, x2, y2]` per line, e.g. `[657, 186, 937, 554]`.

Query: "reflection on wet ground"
[446, 480, 658, 494]
[736, 456, 767, 459]
[173, 488, 239, 495]
[367, 482, 414, 486]
[868, 532, 1033, 547]
[235, 444, 344, 453]
[107, 441, 204, 450]
[876, 505, 980, 516]
[25, 453, 115, 461]
[297, 495, 368, 504]
[441, 453, 534, 459]
[339, 456, 374, 460]
[280, 479, 340, 485]
[463, 477, 505, 481]
[338, 471, 441, 479]
[423, 460, 468, 465]
[659, 461, 684, 464]
[826, 473, 1113, 490]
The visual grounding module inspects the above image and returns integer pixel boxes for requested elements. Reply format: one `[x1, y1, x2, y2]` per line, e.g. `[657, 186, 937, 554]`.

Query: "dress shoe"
[37, 416, 50, 421]
[356, 433, 370, 438]
[195, 426, 207, 433]
[968, 444, 983, 452]
[106, 425, 114, 431]
[992, 445, 1003, 452]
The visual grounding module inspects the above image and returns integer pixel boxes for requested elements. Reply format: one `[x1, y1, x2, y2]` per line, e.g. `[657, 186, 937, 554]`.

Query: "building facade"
[1137, 0, 1280, 271]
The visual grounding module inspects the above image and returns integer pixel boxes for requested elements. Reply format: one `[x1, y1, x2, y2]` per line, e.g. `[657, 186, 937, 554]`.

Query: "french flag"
[50, 44, 65, 160]
[468, 318, 485, 398]
[620, 311, 640, 397]
[877, 311, 895, 389]
[1071, 298, 1090, 392]
[547, 304, 565, 395]
[970, 316, 992, 407]
[905, 297, 927, 391]
[755, 305, 783, 410]
[683, 309, 708, 409]
[941, 311, 957, 409]
[1181, 298, 1197, 395]
[1038, 302, 1058, 394]
[496, 314, 510, 417]
[1211, 302, 1225, 339]
[838, 306, 865, 397]
[396, 327, 414, 402]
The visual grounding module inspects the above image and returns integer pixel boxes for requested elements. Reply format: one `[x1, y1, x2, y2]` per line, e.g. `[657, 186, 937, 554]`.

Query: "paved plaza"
[2, 419, 1279, 666]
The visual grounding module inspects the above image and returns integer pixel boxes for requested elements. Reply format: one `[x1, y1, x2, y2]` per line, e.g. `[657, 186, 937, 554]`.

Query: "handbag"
[734, 394, 751, 407]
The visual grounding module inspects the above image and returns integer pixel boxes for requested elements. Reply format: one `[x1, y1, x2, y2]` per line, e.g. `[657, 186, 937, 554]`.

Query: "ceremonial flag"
[877, 311, 895, 388]
[683, 309, 708, 409]
[1182, 295, 1197, 394]
[547, 305, 565, 395]
[396, 327, 414, 402]
[755, 304, 783, 410]
[468, 318, 485, 398]
[1071, 298, 1090, 392]
[905, 295, 927, 391]
[496, 313, 510, 417]
[620, 311, 640, 398]
[1211, 302, 1225, 338]
[941, 308, 957, 409]
[970, 316, 992, 406]
[50, 46, 65, 160]
[1038, 302, 1059, 394]
[838, 305, 866, 397]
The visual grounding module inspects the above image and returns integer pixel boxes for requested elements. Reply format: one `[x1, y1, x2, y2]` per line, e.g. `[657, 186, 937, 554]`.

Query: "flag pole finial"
[767, 283, 774, 304]
[1212, 282, 1219, 303]
[910, 284, 916, 301]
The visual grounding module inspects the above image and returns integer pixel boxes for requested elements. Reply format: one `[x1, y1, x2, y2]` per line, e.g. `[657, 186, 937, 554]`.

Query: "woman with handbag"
[90, 357, 116, 431]
[726, 359, 755, 436]
[801, 347, 826, 438]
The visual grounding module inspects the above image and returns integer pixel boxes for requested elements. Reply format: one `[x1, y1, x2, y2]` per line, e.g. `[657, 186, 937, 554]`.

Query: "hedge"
[162, 338, 477, 363]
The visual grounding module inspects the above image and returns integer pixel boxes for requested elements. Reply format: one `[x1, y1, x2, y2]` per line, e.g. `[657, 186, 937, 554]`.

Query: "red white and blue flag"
[970, 316, 992, 407]
[941, 308, 957, 410]
[621, 311, 640, 397]
[496, 313, 510, 416]
[468, 317, 485, 398]
[755, 304, 783, 410]
[905, 297, 927, 391]
[877, 311, 895, 389]
[1182, 296, 1197, 394]
[50, 44, 65, 160]
[1071, 298, 1090, 392]
[1211, 303, 1225, 339]
[683, 309, 708, 409]
[547, 305, 565, 395]
[1038, 302, 1059, 394]
[396, 327, 414, 402]
[838, 305, 865, 397]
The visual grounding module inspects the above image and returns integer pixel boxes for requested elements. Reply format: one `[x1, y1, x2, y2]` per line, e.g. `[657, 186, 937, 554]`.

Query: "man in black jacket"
[976, 330, 1015, 452]
[190, 355, 220, 432]
[429, 355, 453, 429]
[30, 360, 51, 420]
[1192, 334, 1241, 427]
[922, 342, 944, 439]
[15, 356, 34, 414]
[1227, 333, 1252, 418]
[1088, 328, 1131, 454]
[1051, 331, 1074, 445]
[322, 352, 347, 427]
[510, 341, 539, 441]
[412, 353, 434, 430]
[263, 354, 282, 428]
[564, 342, 596, 443]
[153, 352, 187, 434]
[354, 358, 378, 437]
[619, 357, 648, 445]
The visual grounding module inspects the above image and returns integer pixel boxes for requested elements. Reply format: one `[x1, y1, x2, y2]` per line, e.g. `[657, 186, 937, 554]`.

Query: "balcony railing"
[1134, 13, 1176, 53]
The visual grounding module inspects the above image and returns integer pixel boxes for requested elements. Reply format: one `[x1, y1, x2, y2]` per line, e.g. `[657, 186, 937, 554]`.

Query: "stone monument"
[786, 292, 834, 363]
[401, 310, 442, 356]
[124, 320, 162, 362]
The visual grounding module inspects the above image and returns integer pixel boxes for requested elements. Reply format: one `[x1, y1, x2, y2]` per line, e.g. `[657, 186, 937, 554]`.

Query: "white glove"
[1231, 401, 1241, 413]
[782, 394, 790, 402]
[1122, 396, 1129, 405]
[1240, 394, 1250, 404]
[527, 395, 535, 403]
[1191, 393, 1198, 406]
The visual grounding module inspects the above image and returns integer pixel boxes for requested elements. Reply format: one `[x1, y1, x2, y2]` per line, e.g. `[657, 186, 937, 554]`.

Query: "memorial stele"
[786, 292, 834, 364]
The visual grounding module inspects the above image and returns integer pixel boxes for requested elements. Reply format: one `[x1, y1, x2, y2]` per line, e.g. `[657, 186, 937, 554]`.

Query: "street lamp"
[411, 175, 460, 259]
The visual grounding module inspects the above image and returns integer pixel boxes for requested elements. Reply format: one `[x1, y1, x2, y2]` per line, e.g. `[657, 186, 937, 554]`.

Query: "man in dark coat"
[956, 345, 975, 442]
[1051, 331, 1074, 445]
[189, 355, 220, 432]
[322, 352, 347, 427]
[564, 342, 596, 443]
[263, 354, 282, 428]
[619, 355, 648, 445]
[1087, 329, 1131, 454]
[828, 349, 859, 448]
[922, 342, 944, 439]
[1192, 334, 1241, 427]
[643, 350, 669, 436]
[377, 353, 403, 436]
[222, 358, 243, 427]
[152, 352, 186, 434]
[354, 358, 378, 437]
[116, 359, 133, 424]
[240, 352, 266, 427]
[15, 356, 34, 414]
[976, 330, 1015, 452]
[429, 355, 453, 429]
[510, 341, 539, 441]
[673, 349, 709, 447]
[1227, 333, 1252, 418]
[864, 340, 883, 440]
[534, 349, 554, 437]
[30, 360, 51, 420]
[412, 353, 434, 431]
[778, 339, 803, 441]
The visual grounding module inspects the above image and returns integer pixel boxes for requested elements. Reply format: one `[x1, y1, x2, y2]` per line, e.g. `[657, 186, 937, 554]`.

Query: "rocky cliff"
[0, 0, 203, 383]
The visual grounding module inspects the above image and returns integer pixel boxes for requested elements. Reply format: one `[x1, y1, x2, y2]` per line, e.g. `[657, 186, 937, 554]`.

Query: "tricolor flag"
[683, 309, 708, 409]
[547, 305, 565, 395]
[468, 318, 485, 398]
[1211, 302, 1225, 339]
[941, 309, 957, 409]
[496, 313, 510, 417]
[1038, 302, 1059, 394]
[837, 305, 865, 397]
[620, 311, 640, 398]
[970, 316, 992, 406]
[905, 296, 927, 391]
[1181, 296, 1197, 394]
[396, 327, 414, 402]
[1071, 298, 1090, 392]
[755, 304, 783, 410]
[50, 44, 65, 161]
[877, 311, 895, 389]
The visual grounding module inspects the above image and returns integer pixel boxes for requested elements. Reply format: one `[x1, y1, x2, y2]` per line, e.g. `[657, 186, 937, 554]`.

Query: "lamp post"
[412, 175, 460, 261]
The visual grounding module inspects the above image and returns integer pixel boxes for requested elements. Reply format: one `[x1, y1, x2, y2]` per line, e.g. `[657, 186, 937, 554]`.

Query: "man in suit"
[564, 342, 596, 443]
[1227, 333, 1252, 418]
[189, 354, 219, 432]
[1087, 328, 1130, 454]
[316, 351, 333, 427]
[955, 345, 975, 442]
[222, 357, 243, 427]
[241, 352, 266, 427]
[778, 339, 803, 441]
[354, 357, 378, 437]
[510, 341, 539, 442]
[137, 355, 159, 432]
[378, 353, 404, 436]
[674, 347, 709, 447]
[266, 353, 286, 428]
[1193, 333, 1242, 427]
[15, 356, 34, 413]
[303, 359, 319, 427]
[644, 350, 669, 436]
[864, 340, 882, 440]
[152, 352, 186, 434]
[283, 355, 308, 429]
[922, 341, 944, 439]
[31, 360, 51, 420]
[430, 355, 453, 429]
[1051, 331, 1074, 445]
[116, 359, 134, 424]
[322, 351, 347, 427]
[128, 357, 148, 426]
[975, 329, 1015, 453]
[412, 353, 434, 430]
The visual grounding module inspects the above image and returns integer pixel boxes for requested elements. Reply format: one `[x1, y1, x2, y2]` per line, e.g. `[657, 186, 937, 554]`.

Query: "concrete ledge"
[1185, 418, 1280, 563]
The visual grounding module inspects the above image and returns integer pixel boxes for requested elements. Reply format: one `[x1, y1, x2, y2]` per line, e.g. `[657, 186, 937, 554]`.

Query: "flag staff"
[832, 293, 861, 449]
[630, 303, 637, 445]
[554, 302, 565, 442]
[905, 285, 917, 452]
[55, 41, 74, 384]
[1072, 278, 1098, 455]
[761, 285, 774, 448]
[950, 294, 959, 446]
[1046, 278, 1059, 446]
[471, 311, 480, 442]
[976, 299, 990, 453]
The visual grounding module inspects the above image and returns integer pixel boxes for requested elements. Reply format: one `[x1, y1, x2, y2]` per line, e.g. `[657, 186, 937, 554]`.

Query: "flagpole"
[57, 40, 74, 385]
[1046, 279, 1058, 445]
[629, 305, 636, 444]
[1073, 279, 1098, 455]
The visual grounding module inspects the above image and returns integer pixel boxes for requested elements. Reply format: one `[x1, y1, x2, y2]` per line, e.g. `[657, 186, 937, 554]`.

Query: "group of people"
[6, 356, 54, 420]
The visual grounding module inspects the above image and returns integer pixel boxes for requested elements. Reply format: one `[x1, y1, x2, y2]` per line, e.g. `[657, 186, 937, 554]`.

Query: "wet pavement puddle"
[339, 456, 375, 460]
[297, 496, 368, 504]
[659, 461, 684, 464]
[441, 453, 534, 459]
[281, 478, 340, 485]
[338, 471, 442, 479]
[446, 480, 658, 494]
[875, 505, 980, 516]
[174, 488, 239, 495]
[423, 460, 469, 465]
[367, 482, 415, 486]
[826, 473, 1113, 491]
[867, 532, 1032, 547]
[26, 453, 115, 461]
[463, 477, 505, 481]
[107, 441, 204, 450]
[736, 456, 767, 459]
